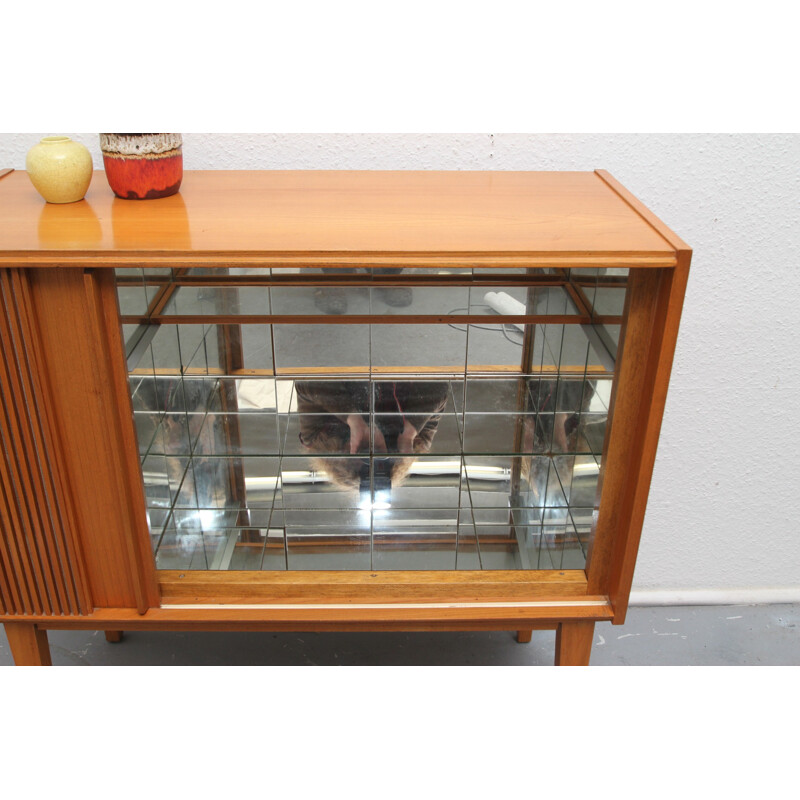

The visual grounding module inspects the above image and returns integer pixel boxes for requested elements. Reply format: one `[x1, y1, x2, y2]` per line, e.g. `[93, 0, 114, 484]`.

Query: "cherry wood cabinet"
[0, 169, 690, 665]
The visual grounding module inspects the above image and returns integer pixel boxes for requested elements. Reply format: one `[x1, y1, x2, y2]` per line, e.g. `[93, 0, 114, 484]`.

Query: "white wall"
[2, 133, 798, 603]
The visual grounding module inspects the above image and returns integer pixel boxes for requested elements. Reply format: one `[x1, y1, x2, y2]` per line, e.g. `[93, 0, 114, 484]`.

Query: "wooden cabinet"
[0, 169, 690, 665]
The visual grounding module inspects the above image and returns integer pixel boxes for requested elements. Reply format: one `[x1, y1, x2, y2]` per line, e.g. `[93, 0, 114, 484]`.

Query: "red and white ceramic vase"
[99, 133, 183, 199]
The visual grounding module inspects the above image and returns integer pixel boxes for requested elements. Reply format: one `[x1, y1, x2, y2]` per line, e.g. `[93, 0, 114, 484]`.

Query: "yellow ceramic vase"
[26, 136, 93, 203]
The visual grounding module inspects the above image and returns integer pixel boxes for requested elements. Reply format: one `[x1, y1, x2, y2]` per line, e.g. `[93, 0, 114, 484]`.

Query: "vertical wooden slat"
[0, 273, 63, 614]
[0, 517, 14, 612]
[9, 269, 91, 614]
[0, 275, 46, 615]
[0, 470, 33, 614]
[0, 269, 94, 616]
[0, 563, 9, 613]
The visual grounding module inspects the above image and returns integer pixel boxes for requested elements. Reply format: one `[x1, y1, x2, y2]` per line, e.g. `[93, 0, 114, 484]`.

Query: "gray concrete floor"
[1, 603, 797, 665]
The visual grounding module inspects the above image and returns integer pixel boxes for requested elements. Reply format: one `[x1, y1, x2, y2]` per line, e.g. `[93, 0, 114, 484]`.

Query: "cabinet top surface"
[0, 169, 680, 265]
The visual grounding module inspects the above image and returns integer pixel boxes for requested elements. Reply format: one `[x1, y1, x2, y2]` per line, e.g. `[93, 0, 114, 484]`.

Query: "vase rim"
[40, 136, 71, 144]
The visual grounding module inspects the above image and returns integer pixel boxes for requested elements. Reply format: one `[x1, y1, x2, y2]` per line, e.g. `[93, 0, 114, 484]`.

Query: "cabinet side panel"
[586, 260, 690, 621]
[24, 268, 158, 612]
[0, 270, 91, 615]
[603, 256, 691, 620]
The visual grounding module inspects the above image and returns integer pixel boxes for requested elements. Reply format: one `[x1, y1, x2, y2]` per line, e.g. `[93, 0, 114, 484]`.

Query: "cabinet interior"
[118, 266, 627, 573]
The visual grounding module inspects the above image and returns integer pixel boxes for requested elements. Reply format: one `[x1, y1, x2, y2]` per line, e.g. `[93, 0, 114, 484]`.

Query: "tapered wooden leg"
[4, 622, 52, 666]
[554, 621, 595, 666]
[105, 630, 123, 643]
[517, 629, 532, 643]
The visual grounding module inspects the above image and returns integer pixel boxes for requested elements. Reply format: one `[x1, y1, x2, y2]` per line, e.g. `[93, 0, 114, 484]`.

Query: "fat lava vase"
[99, 133, 183, 199]
[26, 136, 93, 203]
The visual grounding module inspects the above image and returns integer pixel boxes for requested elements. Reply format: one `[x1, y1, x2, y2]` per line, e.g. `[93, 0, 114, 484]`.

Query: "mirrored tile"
[371, 284, 469, 318]
[473, 525, 524, 570]
[226, 529, 270, 570]
[233, 377, 279, 411]
[462, 413, 536, 454]
[142, 454, 189, 508]
[294, 379, 370, 415]
[281, 507, 369, 531]
[271, 284, 371, 316]
[192, 412, 282, 457]
[373, 413, 462, 456]
[145, 506, 171, 538]
[553, 455, 600, 507]
[372, 379, 453, 413]
[371, 324, 467, 372]
[463, 378, 530, 413]
[283, 414, 353, 456]
[149, 324, 183, 370]
[466, 322, 526, 373]
[116, 283, 150, 317]
[285, 531, 371, 570]
[386, 476, 463, 511]
[455, 509, 481, 570]
[373, 526, 458, 570]
[277, 456, 363, 507]
[593, 285, 627, 317]
[273, 323, 369, 374]
[161, 285, 270, 316]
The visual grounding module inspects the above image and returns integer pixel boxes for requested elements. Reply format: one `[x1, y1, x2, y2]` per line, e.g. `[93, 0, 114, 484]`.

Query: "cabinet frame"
[0, 168, 690, 665]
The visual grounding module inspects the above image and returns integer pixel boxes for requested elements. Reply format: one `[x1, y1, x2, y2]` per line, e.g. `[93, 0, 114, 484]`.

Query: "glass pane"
[371, 285, 469, 317]
[272, 284, 372, 316]
[160, 286, 270, 316]
[371, 324, 467, 372]
[593, 286, 626, 316]
[273, 323, 369, 374]
[120, 267, 625, 573]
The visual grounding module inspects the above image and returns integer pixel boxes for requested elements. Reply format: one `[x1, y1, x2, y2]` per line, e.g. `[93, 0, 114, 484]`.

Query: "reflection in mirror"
[119, 266, 623, 572]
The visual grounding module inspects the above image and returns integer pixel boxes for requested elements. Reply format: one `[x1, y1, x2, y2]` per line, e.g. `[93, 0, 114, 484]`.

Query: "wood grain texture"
[26, 268, 159, 612]
[4, 622, 52, 665]
[159, 569, 590, 605]
[19, 601, 614, 632]
[594, 170, 691, 251]
[585, 261, 691, 624]
[603, 255, 692, 622]
[554, 621, 595, 666]
[0, 170, 676, 266]
[89, 269, 162, 612]
[585, 269, 663, 598]
[0, 169, 690, 653]
[0, 270, 92, 616]
[0, 254, 677, 270]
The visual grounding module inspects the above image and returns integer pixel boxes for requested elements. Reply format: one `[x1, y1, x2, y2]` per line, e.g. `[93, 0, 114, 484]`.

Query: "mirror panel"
[118, 266, 626, 572]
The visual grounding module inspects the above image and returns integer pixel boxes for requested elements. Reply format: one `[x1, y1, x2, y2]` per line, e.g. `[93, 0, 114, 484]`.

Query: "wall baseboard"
[629, 588, 800, 607]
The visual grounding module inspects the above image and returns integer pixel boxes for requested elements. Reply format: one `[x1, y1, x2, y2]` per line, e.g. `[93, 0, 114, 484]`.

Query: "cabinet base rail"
[3, 602, 610, 665]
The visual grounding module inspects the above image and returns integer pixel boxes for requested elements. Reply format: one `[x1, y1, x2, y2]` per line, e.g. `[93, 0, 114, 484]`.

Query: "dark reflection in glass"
[524, 377, 597, 454]
[294, 380, 449, 502]
[118, 257, 624, 572]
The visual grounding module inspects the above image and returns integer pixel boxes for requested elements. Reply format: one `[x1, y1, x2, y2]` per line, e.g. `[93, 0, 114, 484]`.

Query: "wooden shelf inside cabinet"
[0, 169, 690, 666]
